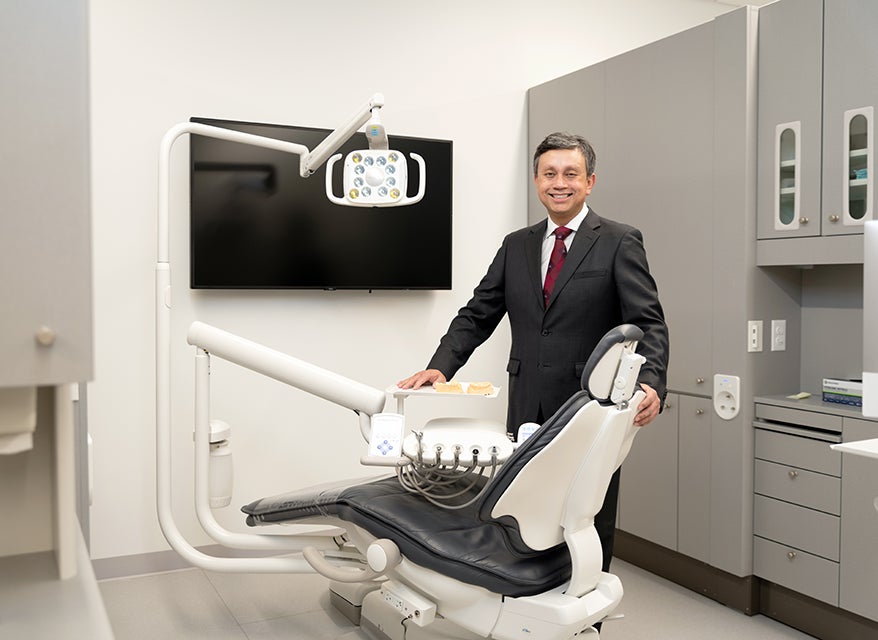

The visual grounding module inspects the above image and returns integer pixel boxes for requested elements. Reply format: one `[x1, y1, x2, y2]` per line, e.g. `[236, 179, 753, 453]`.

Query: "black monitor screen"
[189, 118, 452, 289]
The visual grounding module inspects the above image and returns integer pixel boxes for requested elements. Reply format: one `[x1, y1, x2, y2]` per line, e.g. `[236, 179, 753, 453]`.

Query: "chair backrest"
[475, 325, 646, 594]
[481, 396, 616, 547]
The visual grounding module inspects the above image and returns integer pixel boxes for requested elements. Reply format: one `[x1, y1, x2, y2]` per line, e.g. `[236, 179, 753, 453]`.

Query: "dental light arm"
[302, 93, 385, 175]
[155, 93, 418, 574]
[158, 92, 422, 262]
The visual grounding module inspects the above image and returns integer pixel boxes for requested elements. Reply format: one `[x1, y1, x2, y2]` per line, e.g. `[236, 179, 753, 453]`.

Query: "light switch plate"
[748, 320, 763, 352]
[771, 319, 786, 351]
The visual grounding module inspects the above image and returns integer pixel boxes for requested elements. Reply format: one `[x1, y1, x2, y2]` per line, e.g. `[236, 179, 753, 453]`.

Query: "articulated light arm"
[155, 94, 404, 572]
[302, 93, 385, 174]
[158, 92, 387, 264]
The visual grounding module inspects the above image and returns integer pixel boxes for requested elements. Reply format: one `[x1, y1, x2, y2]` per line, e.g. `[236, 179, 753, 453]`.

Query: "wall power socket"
[714, 374, 741, 420]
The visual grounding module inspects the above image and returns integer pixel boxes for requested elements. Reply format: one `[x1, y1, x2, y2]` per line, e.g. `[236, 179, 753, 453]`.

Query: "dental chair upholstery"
[242, 324, 647, 638]
[242, 392, 590, 597]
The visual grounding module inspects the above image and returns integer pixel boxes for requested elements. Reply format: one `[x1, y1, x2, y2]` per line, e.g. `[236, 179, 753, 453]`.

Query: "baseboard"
[615, 529, 878, 640]
[760, 581, 878, 640]
[613, 529, 759, 615]
[91, 544, 280, 581]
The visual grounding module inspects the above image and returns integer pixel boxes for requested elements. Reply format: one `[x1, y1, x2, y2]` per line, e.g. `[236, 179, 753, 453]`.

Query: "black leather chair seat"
[243, 475, 571, 597]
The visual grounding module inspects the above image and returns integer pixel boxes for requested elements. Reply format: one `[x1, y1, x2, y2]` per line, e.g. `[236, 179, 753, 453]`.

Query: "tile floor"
[98, 559, 815, 639]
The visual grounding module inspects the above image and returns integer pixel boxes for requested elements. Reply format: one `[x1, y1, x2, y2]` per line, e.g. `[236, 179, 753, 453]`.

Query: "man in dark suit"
[398, 131, 669, 574]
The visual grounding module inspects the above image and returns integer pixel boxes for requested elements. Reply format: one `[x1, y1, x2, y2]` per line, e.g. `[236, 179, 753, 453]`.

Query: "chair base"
[330, 578, 607, 640]
[329, 580, 383, 625]
[359, 589, 490, 640]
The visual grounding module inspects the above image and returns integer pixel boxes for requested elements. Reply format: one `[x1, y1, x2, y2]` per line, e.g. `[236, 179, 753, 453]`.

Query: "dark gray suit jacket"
[427, 209, 669, 433]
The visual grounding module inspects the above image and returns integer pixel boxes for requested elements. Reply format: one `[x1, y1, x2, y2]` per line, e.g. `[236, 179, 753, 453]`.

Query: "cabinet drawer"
[754, 428, 841, 476]
[754, 495, 839, 561]
[754, 459, 840, 515]
[754, 536, 839, 606]
[755, 404, 843, 433]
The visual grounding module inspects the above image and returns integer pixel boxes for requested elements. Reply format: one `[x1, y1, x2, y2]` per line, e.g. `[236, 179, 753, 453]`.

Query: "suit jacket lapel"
[525, 220, 547, 307]
[546, 211, 601, 309]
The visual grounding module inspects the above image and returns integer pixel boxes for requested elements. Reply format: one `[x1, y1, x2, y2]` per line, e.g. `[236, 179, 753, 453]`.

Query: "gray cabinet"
[529, 16, 721, 398]
[598, 22, 714, 398]
[0, 1, 104, 632]
[0, 0, 93, 387]
[757, 0, 878, 263]
[754, 399, 878, 623]
[530, 7, 763, 581]
[753, 403, 843, 606]
[821, 1, 878, 236]
[677, 395, 712, 563]
[619, 393, 679, 549]
[839, 418, 878, 621]
[619, 394, 712, 562]
[756, 0, 824, 240]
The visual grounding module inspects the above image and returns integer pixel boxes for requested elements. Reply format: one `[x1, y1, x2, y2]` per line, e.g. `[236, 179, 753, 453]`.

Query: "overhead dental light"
[325, 99, 426, 206]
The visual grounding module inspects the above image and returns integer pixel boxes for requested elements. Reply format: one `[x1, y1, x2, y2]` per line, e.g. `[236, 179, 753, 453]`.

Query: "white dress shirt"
[540, 206, 589, 285]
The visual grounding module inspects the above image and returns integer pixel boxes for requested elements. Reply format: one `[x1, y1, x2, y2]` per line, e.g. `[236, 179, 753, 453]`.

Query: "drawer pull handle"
[788, 470, 798, 479]
[787, 551, 797, 561]
[35, 325, 56, 347]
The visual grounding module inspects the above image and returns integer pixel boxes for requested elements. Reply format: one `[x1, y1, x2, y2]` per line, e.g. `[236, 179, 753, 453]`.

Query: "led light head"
[325, 149, 426, 207]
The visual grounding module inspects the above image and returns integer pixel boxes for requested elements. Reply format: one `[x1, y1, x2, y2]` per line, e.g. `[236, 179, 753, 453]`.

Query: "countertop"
[754, 393, 875, 422]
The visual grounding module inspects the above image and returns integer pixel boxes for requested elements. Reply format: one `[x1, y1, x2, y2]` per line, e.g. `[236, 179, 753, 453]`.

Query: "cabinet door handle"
[787, 551, 797, 561]
[695, 409, 705, 416]
[696, 377, 705, 384]
[799, 216, 809, 224]
[788, 469, 799, 479]
[35, 326, 56, 347]
[829, 214, 840, 223]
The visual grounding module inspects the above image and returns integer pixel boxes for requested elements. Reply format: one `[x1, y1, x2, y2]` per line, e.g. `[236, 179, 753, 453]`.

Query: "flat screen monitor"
[189, 117, 452, 290]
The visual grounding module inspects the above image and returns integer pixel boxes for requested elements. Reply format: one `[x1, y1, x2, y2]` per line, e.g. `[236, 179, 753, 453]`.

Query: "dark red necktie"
[543, 226, 573, 307]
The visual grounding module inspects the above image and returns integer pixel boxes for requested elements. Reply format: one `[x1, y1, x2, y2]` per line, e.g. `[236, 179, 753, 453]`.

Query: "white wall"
[87, 0, 731, 561]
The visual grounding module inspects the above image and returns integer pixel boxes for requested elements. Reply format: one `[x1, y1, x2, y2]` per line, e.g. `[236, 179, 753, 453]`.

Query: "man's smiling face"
[533, 148, 596, 225]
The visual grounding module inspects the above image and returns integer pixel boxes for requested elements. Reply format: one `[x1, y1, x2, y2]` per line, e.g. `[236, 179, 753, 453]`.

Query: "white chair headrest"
[580, 324, 644, 403]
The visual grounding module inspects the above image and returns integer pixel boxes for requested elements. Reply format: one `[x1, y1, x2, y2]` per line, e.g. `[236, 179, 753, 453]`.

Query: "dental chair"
[240, 324, 647, 640]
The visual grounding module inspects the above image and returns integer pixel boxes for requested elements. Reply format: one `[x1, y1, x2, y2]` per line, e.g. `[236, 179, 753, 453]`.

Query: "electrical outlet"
[714, 374, 741, 420]
[771, 319, 786, 351]
[747, 320, 763, 352]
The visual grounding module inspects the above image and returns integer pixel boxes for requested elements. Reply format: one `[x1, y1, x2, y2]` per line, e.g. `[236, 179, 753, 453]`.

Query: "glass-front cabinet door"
[774, 122, 801, 232]
[821, 0, 877, 235]
[757, 0, 823, 239]
[758, 0, 877, 240]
